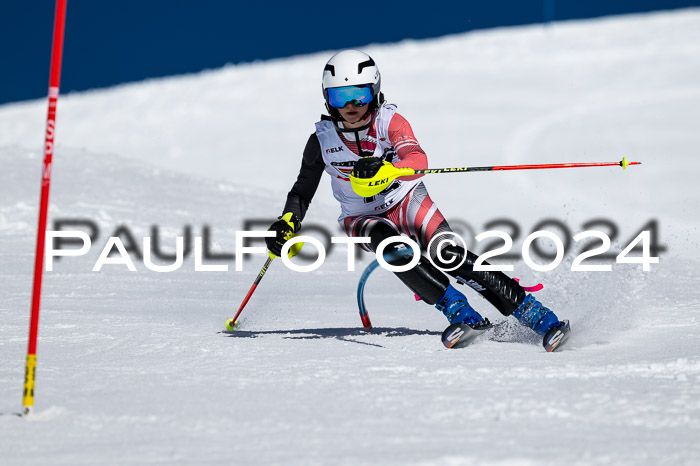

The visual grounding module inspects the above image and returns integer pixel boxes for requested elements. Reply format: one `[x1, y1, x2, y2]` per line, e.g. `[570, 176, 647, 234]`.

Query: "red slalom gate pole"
[23, 0, 68, 417]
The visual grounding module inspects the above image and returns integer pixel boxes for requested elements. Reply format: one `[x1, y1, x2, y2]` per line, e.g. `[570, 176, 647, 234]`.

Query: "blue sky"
[1, 0, 698, 104]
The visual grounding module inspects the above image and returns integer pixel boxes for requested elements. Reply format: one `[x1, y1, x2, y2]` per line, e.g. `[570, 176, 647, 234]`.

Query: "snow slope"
[1, 9, 700, 466]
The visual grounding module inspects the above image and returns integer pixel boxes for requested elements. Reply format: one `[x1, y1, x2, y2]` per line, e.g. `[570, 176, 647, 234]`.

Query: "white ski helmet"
[322, 50, 383, 116]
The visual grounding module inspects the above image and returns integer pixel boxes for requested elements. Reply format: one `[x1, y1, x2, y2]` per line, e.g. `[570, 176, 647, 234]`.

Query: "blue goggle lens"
[327, 85, 373, 108]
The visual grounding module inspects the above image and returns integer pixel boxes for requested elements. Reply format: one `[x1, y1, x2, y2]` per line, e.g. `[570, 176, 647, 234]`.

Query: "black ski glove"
[266, 212, 301, 257]
[352, 156, 385, 179]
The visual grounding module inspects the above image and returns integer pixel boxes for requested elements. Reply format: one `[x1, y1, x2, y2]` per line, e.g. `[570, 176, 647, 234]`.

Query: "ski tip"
[441, 319, 492, 349]
[543, 320, 571, 352]
[441, 324, 465, 349]
[225, 319, 240, 331]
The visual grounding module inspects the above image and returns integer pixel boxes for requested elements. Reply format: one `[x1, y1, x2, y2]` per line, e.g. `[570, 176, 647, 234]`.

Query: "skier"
[265, 49, 570, 351]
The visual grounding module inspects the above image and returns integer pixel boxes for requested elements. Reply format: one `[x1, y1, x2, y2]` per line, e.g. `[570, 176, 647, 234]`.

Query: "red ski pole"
[225, 256, 274, 331]
[224, 235, 304, 332]
[351, 157, 641, 198]
[23, 0, 68, 416]
[413, 157, 640, 174]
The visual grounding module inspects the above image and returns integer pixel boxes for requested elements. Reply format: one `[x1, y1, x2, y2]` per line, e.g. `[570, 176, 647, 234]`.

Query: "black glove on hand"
[352, 156, 385, 179]
[266, 212, 301, 257]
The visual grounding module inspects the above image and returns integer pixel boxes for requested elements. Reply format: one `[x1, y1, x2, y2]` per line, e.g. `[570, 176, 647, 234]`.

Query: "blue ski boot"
[437, 285, 492, 349]
[435, 285, 487, 327]
[513, 294, 570, 352]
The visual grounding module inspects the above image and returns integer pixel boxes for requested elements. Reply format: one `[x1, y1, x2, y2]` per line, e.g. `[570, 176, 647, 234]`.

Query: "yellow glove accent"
[268, 234, 304, 260]
[269, 212, 303, 259]
[280, 212, 298, 231]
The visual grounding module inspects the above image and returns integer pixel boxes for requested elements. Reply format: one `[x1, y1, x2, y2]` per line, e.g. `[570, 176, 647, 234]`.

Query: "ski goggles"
[327, 85, 374, 108]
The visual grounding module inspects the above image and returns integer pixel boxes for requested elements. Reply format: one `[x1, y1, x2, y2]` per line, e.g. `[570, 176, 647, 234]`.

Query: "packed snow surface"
[1, 9, 700, 466]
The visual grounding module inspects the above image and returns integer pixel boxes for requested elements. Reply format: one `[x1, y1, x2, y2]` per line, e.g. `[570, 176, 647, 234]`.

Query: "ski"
[441, 319, 492, 349]
[543, 320, 571, 352]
